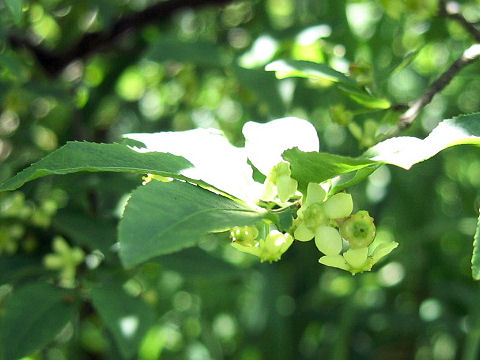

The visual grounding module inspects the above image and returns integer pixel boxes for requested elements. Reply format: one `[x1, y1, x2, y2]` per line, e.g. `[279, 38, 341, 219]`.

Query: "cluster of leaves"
[2, 0, 480, 359]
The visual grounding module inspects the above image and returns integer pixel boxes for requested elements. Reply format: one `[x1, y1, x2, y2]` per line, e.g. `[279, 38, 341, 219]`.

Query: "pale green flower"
[319, 239, 399, 275]
[262, 162, 298, 203]
[314, 226, 343, 256]
[43, 236, 84, 287]
[294, 183, 327, 241]
[232, 230, 293, 262]
[294, 183, 353, 242]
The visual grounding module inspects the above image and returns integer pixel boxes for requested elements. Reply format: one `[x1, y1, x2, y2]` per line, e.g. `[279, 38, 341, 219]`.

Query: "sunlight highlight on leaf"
[365, 113, 480, 169]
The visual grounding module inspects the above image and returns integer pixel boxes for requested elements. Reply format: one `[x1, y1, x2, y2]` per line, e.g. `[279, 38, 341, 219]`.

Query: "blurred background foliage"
[1, 0, 480, 359]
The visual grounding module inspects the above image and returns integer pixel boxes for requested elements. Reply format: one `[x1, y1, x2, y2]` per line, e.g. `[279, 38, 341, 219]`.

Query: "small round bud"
[230, 226, 259, 247]
[340, 211, 376, 249]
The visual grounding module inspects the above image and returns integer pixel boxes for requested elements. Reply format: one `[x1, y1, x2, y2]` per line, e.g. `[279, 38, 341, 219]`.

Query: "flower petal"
[343, 247, 369, 269]
[305, 183, 326, 206]
[323, 193, 353, 219]
[294, 223, 315, 241]
[319, 255, 350, 271]
[315, 226, 342, 255]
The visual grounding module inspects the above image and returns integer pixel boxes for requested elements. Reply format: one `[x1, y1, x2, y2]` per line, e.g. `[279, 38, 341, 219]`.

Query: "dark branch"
[439, 0, 480, 42]
[9, 0, 235, 77]
[398, 44, 480, 129]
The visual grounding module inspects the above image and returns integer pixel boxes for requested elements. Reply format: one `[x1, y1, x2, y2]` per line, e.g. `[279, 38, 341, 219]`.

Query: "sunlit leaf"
[282, 148, 377, 190]
[472, 211, 480, 280]
[338, 85, 391, 109]
[0, 283, 77, 360]
[91, 281, 155, 358]
[119, 180, 265, 267]
[243, 117, 319, 175]
[124, 128, 262, 202]
[266, 59, 354, 84]
[0, 142, 192, 192]
[364, 113, 480, 169]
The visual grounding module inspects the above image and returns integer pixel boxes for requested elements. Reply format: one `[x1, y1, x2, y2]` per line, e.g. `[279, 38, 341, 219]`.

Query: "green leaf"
[472, 210, 480, 280]
[90, 281, 155, 359]
[265, 59, 355, 85]
[232, 65, 286, 117]
[282, 147, 377, 190]
[242, 117, 319, 175]
[124, 128, 260, 202]
[3, 0, 23, 25]
[0, 256, 42, 285]
[145, 38, 230, 67]
[364, 113, 480, 169]
[338, 85, 391, 109]
[158, 247, 239, 279]
[53, 210, 116, 257]
[331, 164, 382, 194]
[0, 283, 77, 360]
[0, 142, 192, 192]
[389, 48, 422, 77]
[119, 180, 266, 267]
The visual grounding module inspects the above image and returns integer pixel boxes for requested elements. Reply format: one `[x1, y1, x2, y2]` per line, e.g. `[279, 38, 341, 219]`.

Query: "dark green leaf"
[159, 247, 239, 278]
[3, 0, 23, 25]
[0, 142, 192, 192]
[472, 211, 480, 280]
[232, 65, 286, 116]
[0, 283, 77, 360]
[0, 256, 42, 285]
[119, 180, 265, 267]
[265, 59, 355, 85]
[53, 210, 117, 256]
[282, 147, 377, 190]
[146, 38, 230, 67]
[90, 282, 155, 359]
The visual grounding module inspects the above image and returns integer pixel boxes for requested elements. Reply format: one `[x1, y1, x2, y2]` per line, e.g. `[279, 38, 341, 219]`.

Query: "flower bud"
[340, 211, 376, 249]
[230, 226, 259, 247]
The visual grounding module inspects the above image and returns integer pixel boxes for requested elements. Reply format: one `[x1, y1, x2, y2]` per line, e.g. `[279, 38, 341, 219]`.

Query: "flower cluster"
[43, 236, 85, 287]
[229, 165, 398, 274]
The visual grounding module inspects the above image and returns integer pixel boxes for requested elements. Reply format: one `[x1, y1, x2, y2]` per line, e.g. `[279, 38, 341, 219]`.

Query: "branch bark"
[398, 44, 480, 129]
[9, 0, 235, 76]
[396, 1, 480, 130]
[439, 0, 480, 42]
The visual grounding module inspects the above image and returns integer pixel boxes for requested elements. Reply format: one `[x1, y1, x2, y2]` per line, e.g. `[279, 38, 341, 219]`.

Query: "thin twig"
[9, 0, 235, 77]
[398, 44, 480, 129]
[393, 1, 480, 130]
[439, 0, 480, 42]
